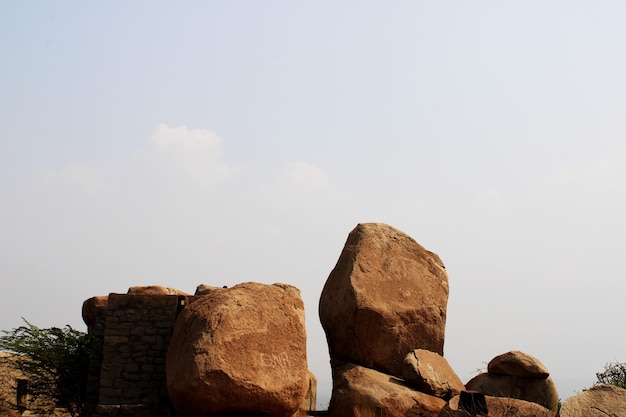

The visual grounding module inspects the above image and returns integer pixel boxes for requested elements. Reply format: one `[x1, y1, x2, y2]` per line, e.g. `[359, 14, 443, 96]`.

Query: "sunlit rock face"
[465, 350, 559, 413]
[319, 222, 449, 378]
[166, 282, 310, 417]
[560, 384, 626, 417]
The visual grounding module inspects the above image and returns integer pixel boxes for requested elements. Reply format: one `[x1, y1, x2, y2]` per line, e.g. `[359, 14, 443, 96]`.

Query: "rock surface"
[81, 295, 109, 328]
[465, 373, 559, 413]
[402, 349, 465, 399]
[194, 283, 225, 295]
[319, 223, 449, 378]
[560, 384, 626, 417]
[439, 394, 554, 417]
[330, 362, 446, 417]
[127, 285, 189, 295]
[465, 350, 559, 413]
[488, 350, 550, 378]
[166, 282, 309, 417]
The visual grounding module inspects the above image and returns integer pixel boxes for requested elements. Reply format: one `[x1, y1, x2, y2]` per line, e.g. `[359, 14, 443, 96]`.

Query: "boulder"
[488, 350, 550, 378]
[166, 282, 310, 417]
[465, 373, 559, 413]
[402, 349, 465, 399]
[126, 285, 189, 295]
[194, 283, 226, 295]
[319, 223, 449, 378]
[81, 296, 109, 328]
[439, 394, 554, 417]
[560, 384, 626, 417]
[466, 350, 559, 413]
[330, 362, 446, 417]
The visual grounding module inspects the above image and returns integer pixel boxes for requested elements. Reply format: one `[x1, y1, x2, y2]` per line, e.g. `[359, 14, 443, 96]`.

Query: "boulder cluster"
[319, 223, 562, 417]
[130, 222, 624, 417]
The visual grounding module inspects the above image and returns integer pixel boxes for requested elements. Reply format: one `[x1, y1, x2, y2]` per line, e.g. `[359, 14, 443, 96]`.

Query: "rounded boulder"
[166, 282, 309, 417]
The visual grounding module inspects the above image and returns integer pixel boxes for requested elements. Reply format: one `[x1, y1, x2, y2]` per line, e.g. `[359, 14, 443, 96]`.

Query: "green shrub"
[595, 362, 626, 389]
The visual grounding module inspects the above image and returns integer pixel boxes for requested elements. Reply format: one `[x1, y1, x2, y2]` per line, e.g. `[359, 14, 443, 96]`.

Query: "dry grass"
[352, 405, 389, 417]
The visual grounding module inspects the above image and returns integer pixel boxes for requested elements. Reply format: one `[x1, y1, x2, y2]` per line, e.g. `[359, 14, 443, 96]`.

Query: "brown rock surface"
[194, 283, 225, 295]
[488, 350, 550, 378]
[402, 349, 465, 399]
[465, 372, 559, 413]
[560, 384, 626, 417]
[330, 362, 446, 417]
[127, 285, 189, 295]
[166, 282, 309, 417]
[319, 223, 449, 378]
[439, 394, 555, 417]
[81, 295, 108, 328]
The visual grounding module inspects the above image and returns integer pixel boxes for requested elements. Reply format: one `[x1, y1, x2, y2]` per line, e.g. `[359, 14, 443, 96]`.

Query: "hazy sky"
[2, 1, 626, 407]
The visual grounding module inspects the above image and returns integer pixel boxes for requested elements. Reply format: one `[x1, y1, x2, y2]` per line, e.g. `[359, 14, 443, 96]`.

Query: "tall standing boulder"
[166, 282, 310, 417]
[319, 223, 449, 378]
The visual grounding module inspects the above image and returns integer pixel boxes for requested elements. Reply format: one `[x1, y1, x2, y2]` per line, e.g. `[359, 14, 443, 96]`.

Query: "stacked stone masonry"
[83, 293, 201, 417]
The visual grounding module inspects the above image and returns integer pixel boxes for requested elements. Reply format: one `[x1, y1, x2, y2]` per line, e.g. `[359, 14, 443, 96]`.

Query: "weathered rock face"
[560, 384, 626, 417]
[488, 350, 549, 378]
[126, 285, 190, 295]
[166, 282, 309, 417]
[402, 349, 465, 399]
[465, 351, 559, 413]
[319, 223, 449, 378]
[194, 283, 225, 295]
[81, 295, 108, 328]
[330, 362, 446, 417]
[439, 394, 554, 417]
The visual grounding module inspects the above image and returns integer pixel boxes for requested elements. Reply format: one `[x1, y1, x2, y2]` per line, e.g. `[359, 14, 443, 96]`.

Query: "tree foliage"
[595, 361, 626, 389]
[0, 318, 92, 417]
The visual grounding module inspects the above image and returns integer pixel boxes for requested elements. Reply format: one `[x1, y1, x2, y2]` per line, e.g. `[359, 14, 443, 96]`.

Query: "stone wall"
[83, 293, 200, 417]
[0, 352, 60, 415]
[0, 352, 26, 411]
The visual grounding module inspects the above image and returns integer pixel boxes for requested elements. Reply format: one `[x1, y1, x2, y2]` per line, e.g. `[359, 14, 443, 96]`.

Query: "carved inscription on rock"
[259, 352, 292, 369]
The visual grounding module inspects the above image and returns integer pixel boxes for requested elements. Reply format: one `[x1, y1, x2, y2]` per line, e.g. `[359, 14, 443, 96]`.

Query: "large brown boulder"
[319, 223, 449, 378]
[166, 282, 310, 417]
[439, 394, 555, 417]
[465, 351, 559, 414]
[330, 362, 446, 417]
[402, 349, 465, 399]
[560, 384, 626, 417]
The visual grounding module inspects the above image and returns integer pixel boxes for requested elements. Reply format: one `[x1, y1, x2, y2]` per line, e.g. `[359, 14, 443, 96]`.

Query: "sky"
[1, 1, 626, 408]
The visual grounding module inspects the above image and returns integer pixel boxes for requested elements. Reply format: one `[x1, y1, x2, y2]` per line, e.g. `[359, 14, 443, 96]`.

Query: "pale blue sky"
[2, 1, 626, 407]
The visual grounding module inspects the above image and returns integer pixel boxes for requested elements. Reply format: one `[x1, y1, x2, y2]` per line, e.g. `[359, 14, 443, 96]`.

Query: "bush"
[0, 318, 92, 417]
[595, 362, 626, 389]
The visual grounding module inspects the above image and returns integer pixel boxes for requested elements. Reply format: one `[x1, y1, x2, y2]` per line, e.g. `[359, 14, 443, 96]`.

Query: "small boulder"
[81, 296, 108, 329]
[127, 285, 189, 295]
[166, 282, 310, 417]
[560, 384, 626, 417]
[194, 283, 225, 295]
[402, 349, 465, 399]
[488, 350, 550, 378]
[330, 361, 446, 417]
[465, 350, 559, 413]
[319, 223, 449, 378]
[465, 373, 559, 413]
